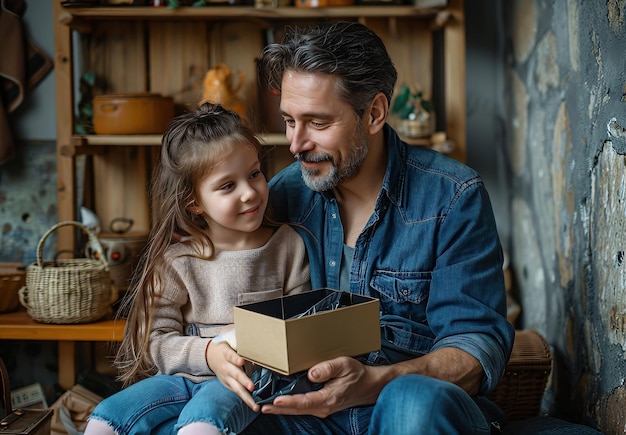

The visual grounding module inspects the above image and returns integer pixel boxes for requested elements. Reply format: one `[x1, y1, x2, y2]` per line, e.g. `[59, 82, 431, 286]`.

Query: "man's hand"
[206, 340, 260, 412]
[260, 357, 387, 418]
[259, 348, 484, 418]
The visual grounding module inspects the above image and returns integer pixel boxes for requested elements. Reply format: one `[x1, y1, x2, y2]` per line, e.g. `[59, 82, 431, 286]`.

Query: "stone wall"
[504, 1, 626, 432]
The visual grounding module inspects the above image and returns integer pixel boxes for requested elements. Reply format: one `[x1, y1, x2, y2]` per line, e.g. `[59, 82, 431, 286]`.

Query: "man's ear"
[367, 92, 388, 134]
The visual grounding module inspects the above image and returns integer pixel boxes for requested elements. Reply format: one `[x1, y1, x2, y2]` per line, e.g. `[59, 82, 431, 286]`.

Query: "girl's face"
[193, 143, 269, 248]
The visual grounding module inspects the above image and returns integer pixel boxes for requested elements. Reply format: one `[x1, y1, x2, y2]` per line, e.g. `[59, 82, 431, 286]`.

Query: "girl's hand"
[206, 340, 260, 412]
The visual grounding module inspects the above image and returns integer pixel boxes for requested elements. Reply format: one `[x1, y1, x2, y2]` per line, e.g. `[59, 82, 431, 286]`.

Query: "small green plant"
[391, 84, 435, 139]
[167, 0, 208, 8]
[391, 84, 432, 120]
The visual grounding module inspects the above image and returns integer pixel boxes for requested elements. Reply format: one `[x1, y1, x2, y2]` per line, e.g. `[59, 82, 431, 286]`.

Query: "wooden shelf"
[59, 3, 449, 24]
[0, 310, 125, 342]
[61, 133, 289, 156]
[61, 133, 439, 156]
[0, 310, 125, 389]
[73, 132, 288, 147]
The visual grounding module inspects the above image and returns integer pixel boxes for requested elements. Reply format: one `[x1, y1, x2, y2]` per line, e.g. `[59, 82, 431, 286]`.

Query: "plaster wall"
[504, 1, 626, 432]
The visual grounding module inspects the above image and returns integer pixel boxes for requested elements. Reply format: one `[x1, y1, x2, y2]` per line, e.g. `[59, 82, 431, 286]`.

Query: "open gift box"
[234, 289, 381, 375]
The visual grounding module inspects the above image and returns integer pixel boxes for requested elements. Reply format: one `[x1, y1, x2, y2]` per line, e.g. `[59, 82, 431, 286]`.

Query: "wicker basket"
[18, 221, 114, 324]
[0, 263, 25, 313]
[489, 329, 552, 422]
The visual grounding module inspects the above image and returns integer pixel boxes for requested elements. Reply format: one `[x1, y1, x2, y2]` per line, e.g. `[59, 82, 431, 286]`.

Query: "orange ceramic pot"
[93, 93, 175, 135]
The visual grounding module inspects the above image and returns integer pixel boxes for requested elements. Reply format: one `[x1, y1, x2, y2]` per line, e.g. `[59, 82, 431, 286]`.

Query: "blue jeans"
[89, 375, 258, 434]
[97, 374, 500, 434]
[240, 375, 497, 435]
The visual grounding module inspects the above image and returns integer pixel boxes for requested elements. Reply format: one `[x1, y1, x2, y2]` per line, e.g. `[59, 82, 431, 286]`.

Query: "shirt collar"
[381, 123, 406, 207]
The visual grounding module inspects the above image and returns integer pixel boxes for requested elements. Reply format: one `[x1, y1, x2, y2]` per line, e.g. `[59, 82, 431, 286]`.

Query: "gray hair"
[258, 21, 398, 119]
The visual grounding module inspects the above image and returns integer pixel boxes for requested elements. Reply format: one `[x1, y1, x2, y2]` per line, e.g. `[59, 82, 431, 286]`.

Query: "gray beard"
[297, 131, 369, 192]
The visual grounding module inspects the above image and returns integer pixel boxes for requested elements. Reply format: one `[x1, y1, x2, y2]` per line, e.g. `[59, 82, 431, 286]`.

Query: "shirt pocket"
[370, 271, 431, 321]
[238, 288, 283, 305]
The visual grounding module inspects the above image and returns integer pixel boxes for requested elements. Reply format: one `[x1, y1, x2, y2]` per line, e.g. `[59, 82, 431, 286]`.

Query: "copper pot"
[93, 93, 175, 135]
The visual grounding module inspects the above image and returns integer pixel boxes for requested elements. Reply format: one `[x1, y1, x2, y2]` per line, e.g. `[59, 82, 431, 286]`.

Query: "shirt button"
[329, 260, 337, 267]
[331, 213, 337, 219]
[402, 289, 409, 296]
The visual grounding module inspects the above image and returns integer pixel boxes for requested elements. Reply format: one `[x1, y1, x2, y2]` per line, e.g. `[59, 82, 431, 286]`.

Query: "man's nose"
[288, 124, 310, 155]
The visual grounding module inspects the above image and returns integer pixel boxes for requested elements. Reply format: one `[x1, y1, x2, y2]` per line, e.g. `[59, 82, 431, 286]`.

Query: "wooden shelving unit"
[53, 0, 465, 252]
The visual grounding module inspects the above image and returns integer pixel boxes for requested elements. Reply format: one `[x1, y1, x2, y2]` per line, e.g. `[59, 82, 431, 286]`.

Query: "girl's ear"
[188, 205, 203, 215]
[367, 92, 388, 134]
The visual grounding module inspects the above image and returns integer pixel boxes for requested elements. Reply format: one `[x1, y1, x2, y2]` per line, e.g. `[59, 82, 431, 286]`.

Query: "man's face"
[280, 71, 369, 192]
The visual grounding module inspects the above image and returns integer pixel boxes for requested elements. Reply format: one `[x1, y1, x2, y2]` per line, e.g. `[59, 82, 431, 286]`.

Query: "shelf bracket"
[431, 10, 451, 30]
[58, 11, 92, 33]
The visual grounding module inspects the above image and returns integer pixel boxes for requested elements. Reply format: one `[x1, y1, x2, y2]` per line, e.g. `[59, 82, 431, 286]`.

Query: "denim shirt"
[268, 124, 514, 394]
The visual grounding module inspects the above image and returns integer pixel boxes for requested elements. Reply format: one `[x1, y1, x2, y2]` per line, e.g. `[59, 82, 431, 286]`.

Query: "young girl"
[84, 102, 310, 435]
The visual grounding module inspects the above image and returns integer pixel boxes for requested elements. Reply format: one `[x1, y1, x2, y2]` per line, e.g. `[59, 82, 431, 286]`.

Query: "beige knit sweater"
[149, 224, 311, 382]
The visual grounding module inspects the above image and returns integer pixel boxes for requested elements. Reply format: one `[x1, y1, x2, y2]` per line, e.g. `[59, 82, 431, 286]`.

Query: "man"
[244, 21, 514, 434]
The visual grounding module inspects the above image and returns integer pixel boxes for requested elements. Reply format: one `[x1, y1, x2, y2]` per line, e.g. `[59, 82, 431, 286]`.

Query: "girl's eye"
[219, 182, 234, 191]
[250, 170, 262, 179]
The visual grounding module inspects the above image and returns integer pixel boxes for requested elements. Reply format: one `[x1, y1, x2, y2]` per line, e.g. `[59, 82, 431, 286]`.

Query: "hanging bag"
[18, 221, 114, 324]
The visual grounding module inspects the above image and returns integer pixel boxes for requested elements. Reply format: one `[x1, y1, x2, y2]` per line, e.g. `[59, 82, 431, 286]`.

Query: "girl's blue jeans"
[89, 375, 258, 434]
[89, 374, 501, 434]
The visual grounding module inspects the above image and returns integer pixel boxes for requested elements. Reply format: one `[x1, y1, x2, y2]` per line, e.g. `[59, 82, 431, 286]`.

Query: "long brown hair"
[114, 102, 264, 386]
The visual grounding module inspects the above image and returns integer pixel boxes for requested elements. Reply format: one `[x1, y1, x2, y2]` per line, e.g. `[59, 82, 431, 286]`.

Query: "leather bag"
[0, 359, 53, 435]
